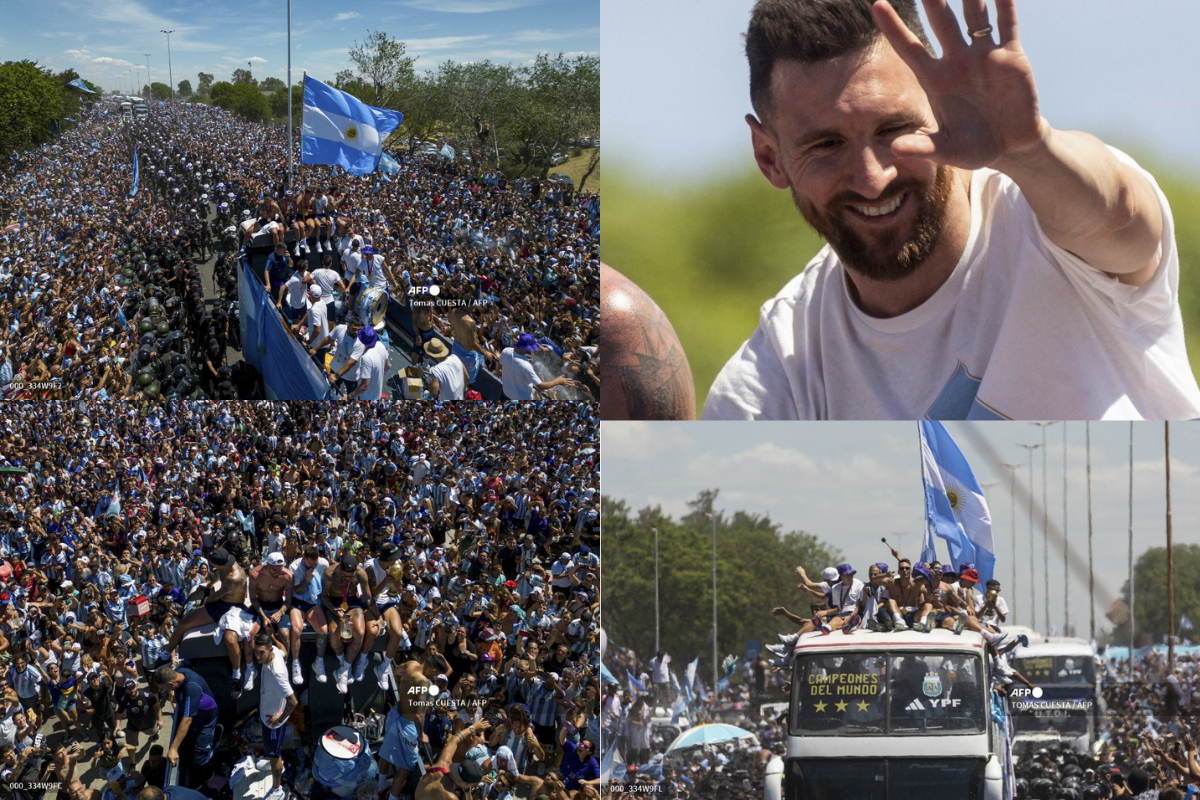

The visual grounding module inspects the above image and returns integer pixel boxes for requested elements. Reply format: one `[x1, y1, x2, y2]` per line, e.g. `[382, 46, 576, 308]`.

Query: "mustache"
[829, 179, 925, 210]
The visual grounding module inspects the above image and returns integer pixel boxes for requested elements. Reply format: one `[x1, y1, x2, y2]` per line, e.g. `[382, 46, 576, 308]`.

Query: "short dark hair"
[254, 632, 274, 649]
[153, 665, 178, 687]
[745, 0, 930, 118]
[898, 558, 911, 567]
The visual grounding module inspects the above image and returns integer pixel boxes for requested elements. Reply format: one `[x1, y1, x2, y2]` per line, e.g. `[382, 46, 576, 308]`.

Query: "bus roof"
[792, 628, 987, 653]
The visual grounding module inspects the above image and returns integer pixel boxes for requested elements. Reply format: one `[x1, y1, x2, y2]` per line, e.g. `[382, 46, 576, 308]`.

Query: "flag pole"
[1128, 422, 1134, 681]
[1166, 422, 1174, 672]
[287, 0, 293, 189]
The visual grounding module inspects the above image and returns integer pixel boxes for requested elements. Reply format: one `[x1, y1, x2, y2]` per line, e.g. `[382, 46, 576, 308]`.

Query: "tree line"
[0, 62, 97, 161]
[602, 490, 843, 679]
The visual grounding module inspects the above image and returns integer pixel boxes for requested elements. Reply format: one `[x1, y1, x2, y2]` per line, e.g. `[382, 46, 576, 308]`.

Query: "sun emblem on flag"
[945, 480, 965, 516]
[345, 124, 359, 142]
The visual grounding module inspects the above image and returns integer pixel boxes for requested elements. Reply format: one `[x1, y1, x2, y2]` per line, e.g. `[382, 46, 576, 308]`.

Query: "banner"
[128, 147, 139, 198]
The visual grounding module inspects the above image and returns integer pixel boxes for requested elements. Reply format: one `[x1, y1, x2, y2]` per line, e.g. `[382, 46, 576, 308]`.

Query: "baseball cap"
[450, 760, 485, 787]
[264, 552, 286, 566]
[308, 285, 321, 299]
[208, 548, 234, 566]
[340, 553, 359, 571]
[836, 563, 855, 576]
[821, 567, 838, 582]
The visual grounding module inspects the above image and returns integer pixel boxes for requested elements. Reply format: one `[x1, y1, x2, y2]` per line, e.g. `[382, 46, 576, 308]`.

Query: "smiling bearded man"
[702, 0, 1200, 421]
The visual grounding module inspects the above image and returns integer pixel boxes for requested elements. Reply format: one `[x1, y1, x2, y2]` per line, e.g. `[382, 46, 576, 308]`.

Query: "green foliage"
[602, 491, 842, 675]
[259, 76, 285, 92]
[1106, 545, 1200, 647]
[149, 82, 171, 101]
[177, 79, 192, 98]
[270, 85, 303, 127]
[0, 61, 67, 160]
[231, 68, 257, 87]
[209, 80, 270, 123]
[348, 30, 415, 110]
[197, 72, 214, 96]
[607, 165, 1200, 415]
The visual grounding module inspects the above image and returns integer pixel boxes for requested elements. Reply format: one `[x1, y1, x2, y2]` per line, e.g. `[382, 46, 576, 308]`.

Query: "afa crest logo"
[922, 673, 943, 698]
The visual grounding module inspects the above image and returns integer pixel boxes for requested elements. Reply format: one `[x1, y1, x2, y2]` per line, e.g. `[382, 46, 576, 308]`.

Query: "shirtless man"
[448, 304, 496, 387]
[244, 552, 294, 693]
[365, 543, 413, 690]
[885, 556, 924, 631]
[289, 545, 331, 685]
[413, 715, 490, 800]
[297, 186, 320, 251]
[410, 305, 439, 368]
[380, 659, 436, 800]
[161, 548, 253, 688]
[321, 553, 379, 693]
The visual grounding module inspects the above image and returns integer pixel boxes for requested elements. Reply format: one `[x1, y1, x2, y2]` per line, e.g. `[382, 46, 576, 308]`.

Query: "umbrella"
[666, 723, 759, 752]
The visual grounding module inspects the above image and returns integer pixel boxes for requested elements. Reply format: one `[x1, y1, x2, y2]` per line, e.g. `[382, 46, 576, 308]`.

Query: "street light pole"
[650, 526, 660, 653]
[161, 30, 175, 106]
[145, 54, 152, 97]
[1017, 444, 1040, 631]
[1033, 422, 1055, 633]
[1003, 463, 1021, 626]
[703, 511, 718, 697]
[287, 0, 293, 188]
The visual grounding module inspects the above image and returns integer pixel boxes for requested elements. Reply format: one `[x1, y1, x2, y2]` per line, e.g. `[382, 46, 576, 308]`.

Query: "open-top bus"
[766, 629, 1009, 800]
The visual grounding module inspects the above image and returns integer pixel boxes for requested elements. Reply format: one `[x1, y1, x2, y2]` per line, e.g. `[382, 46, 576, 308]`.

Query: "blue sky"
[604, 421, 1198, 641]
[602, 0, 1200, 183]
[2, 0, 598, 95]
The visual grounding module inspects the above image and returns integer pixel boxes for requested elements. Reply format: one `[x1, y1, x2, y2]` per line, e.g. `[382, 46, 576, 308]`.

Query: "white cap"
[822, 567, 839, 582]
[264, 552, 286, 566]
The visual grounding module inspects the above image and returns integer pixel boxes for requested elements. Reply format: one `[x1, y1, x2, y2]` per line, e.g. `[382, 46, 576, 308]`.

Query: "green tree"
[177, 79, 192, 98]
[433, 59, 520, 165]
[231, 68, 257, 87]
[515, 53, 599, 176]
[209, 80, 269, 123]
[347, 30, 415, 109]
[1107, 545, 1200, 647]
[0, 61, 65, 160]
[269, 84, 303, 127]
[602, 491, 842, 680]
[260, 76, 285, 92]
[149, 82, 171, 101]
[197, 72, 214, 96]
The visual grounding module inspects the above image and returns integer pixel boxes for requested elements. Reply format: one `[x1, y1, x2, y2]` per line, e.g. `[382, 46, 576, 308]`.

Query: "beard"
[793, 165, 955, 282]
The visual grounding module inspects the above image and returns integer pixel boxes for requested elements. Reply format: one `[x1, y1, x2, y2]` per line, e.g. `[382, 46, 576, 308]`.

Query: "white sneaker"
[335, 662, 350, 694]
[314, 658, 328, 684]
[374, 661, 391, 690]
[353, 654, 368, 683]
[244, 668, 255, 691]
[291, 661, 303, 686]
[265, 787, 286, 800]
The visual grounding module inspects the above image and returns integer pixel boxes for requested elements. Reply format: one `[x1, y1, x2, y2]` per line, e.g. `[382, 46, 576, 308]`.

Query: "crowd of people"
[0, 399, 601, 800]
[0, 96, 600, 402]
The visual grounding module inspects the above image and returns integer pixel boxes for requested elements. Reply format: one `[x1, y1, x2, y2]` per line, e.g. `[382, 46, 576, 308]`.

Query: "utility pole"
[1128, 423, 1135, 682]
[1033, 422, 1055, 634]
[703, 511, 718, 697]
[1087, 423, 1095, 643]
[145, 54, 152, 97]
[161, 30, 175, 107]
[1167, 423, 1174, 672]
[1017, 444, 1041, 632]
[1063, 422, 1069, 637]
[1003, 463, 1021, 625]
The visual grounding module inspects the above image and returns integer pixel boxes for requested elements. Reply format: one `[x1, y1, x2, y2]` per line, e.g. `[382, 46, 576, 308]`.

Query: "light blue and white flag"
[627, 672, 647, 697]
[919, 421, 995, 582]
[379, 152, 401, 176]
[439, 143, 455, 161]
[301, 75, 403, 176]
[1182, 614, 1195, 633]
[600, 743, 625, 782]
[686, 657, 699, 692]
[67, 78, 96, 94]
[128, 147, 139, 198]
[105, 488, 121, 517]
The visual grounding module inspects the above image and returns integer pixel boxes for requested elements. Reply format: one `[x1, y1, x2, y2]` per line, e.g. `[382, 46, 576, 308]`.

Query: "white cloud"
[334, 11, 361, 21]
[397, 0, 544, 12]
[65, 48, 92, 61]
[245, 56, 268, 64]
[92, 56, 137, 68]
[405, 35, 489, 51]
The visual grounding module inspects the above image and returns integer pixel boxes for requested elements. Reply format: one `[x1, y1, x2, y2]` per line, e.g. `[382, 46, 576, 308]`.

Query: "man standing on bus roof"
[703, 0, 1200, 420]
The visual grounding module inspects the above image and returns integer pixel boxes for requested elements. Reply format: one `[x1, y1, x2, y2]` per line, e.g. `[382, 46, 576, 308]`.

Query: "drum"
[313, 726, 378, 797]
[358, 287, 388, 331]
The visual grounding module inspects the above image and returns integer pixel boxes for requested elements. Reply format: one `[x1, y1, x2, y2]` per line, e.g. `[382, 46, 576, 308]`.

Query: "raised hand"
[872, 0, 1045, 171]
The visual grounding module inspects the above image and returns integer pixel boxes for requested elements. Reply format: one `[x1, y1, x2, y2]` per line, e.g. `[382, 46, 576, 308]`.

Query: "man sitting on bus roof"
[884, 557, 924, 631]
[773, 563, 864, 636]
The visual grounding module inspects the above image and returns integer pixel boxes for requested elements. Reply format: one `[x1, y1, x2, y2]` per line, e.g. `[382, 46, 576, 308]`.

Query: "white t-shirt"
[649, 655, 671, 684]
[703, 149, 1200, 421]
[342, 250, 364, 283]
[283, 273, 307, 310]
[429, 354, 467, 400]
[305, 300, 330, 347]
[310, 268, 341, 303]
[258, 645, 293, 727]
[975, 593, 1010, 625]
[499, 348, 541, 401]
[357, 341, 390, 400]
[365, 255, 389, 291]
[829, 579, 865, 615]
[328, 325, 361, 381]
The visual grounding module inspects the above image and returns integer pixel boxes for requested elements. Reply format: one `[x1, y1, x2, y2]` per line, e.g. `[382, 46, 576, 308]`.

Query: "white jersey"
[357, 341, 390, 400]
[365, 557, 394, 606]
[309, 267, 341, 303]
[259, 645, 293, 727]
[703, 148, 1200, 421]
[829, 579, 865, 615]
[975, 593, 1010, 625]
[328, 325, 361, 381]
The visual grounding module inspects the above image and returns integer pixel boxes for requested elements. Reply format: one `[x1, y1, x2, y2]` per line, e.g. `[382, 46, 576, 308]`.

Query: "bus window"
[1014, 655, 1094, 685]
[787, 758, 985, 800]
[791, 654, 886, 736]
[889, 654, 985, 734]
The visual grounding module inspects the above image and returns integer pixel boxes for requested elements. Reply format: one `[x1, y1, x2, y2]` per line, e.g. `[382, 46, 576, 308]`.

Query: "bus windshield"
[786, 757, 987, 800]
[791, 652, 985, 736]
[1013, 654, 1095, 685]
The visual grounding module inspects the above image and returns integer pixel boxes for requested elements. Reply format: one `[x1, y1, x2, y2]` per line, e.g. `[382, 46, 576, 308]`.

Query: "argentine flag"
[301, 75, 403, 176]
[919, 421, 995, 583]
